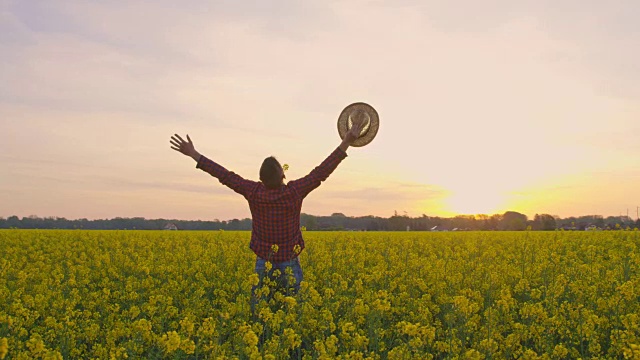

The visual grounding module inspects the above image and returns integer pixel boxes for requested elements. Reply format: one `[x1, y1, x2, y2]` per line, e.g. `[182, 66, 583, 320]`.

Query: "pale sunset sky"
[1, 0, 639, 221]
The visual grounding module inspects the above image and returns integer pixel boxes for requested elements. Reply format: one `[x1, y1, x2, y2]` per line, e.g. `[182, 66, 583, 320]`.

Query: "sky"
[1, 0, 639, 221]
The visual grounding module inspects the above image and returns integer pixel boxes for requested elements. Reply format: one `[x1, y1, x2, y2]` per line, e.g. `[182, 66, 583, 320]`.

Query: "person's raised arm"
[289, 120, 365, 199]
[338, 125, 359, 153]
[170, 134, 256, 198]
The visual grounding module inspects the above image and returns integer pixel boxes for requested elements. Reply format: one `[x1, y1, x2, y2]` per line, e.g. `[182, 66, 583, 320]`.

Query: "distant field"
[1, 230, 639, 359]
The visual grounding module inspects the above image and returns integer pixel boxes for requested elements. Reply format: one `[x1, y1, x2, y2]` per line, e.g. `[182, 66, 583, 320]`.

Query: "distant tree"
[1, 211, 629, 231]
[605, 216, 619, 227]
[388, 213, 409, 231]
[593, 216, 605, 229]
[500, 211, 528, 231]
[366, 218, 381, 231]
[228, 218, 241, 230]
[474, 214, 488, 230]
[452, 215, 475, 230]
[6, 215, 20, 228]
[484, 214, 502, 230]
[533, 214, 557, 230]
[300, 214, 318, 230]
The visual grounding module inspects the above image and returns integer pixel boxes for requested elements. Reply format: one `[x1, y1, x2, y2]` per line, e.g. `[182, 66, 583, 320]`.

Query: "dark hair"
[260, 156, 284, 189]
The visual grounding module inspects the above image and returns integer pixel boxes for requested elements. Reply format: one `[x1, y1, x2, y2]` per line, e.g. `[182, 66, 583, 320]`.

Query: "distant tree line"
[1, 212, 639, 231]
[0, 216, 252, 231]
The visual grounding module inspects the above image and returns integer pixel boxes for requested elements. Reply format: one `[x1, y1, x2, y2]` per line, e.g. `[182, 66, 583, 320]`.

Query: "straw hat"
[337, 102, 379, 147]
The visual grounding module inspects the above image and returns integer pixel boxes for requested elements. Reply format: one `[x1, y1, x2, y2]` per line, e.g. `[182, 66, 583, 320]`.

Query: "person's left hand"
[344, 117, 366, 144]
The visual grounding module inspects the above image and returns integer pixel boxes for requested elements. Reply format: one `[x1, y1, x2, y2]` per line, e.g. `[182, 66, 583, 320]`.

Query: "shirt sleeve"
[289, 147, 347, 199]
[196, 155, 256, 198]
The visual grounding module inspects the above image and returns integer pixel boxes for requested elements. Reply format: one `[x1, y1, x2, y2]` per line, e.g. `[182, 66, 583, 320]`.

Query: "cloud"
[323, 183, 445, 201]
[5, 0, 338, 55]
[375, 0, 640, 99]
[0, 153, 234, 194]
[300, 181, 448, 217]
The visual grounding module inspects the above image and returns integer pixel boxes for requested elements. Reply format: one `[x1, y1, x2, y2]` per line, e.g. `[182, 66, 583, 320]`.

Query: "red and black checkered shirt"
[196, 147, 347, 262]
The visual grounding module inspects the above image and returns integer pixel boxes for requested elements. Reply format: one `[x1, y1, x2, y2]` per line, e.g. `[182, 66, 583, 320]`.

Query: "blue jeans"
[250, 256, 303, 314]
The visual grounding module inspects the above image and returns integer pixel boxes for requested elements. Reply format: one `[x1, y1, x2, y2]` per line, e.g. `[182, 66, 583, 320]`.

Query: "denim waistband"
[257, 256, 299, 266]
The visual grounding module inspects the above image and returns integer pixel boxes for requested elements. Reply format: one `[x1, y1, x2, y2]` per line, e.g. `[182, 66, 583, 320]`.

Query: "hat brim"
[337, 102, 379, 147]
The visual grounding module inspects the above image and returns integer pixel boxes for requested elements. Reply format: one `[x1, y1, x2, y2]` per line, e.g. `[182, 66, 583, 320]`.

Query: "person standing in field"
[169, 121, 365, 306]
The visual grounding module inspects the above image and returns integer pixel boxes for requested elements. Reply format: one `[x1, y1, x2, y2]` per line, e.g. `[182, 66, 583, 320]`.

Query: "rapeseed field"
[0, 230, 639, 359]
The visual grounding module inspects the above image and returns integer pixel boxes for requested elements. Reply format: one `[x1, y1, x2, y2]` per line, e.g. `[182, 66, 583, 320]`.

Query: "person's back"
[251, 147, 346, 261]
[249, 185, 303, 262]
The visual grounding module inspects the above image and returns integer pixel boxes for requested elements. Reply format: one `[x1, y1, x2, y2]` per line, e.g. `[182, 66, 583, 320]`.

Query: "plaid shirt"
[196, 147, 347, 262]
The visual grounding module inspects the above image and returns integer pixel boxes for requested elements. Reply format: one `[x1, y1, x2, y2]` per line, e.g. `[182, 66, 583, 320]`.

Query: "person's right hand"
[170, 134, 200, 160]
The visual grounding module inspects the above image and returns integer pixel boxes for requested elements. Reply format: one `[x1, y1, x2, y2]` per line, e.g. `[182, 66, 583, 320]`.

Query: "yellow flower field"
[1, 230, 639, 359]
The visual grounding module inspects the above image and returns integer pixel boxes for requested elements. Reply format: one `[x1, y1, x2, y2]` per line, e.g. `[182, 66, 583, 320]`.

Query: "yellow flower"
[463, 349, 484, 360]
[283, 328, 301, 350]
[180, 339, 196, 355]
[409, 337, 424, 348]
[624, 344, 640, 359]
[243, 329, 259, 348]
[325, 336, 339, 356]
[402, 322, 419, 337]
[0, 338, 8, 360]
[180, 317, 195, 335]
[248, 273, 260, 286]
[129, 305, 140, 320]
[161, 331, 181, 353]
[284, 296, 297, 307]
[552, 344, 569, 358]
[43, 350, 64, 360]
[26, 334, 46, 355]
[271, 244, 279, 253]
